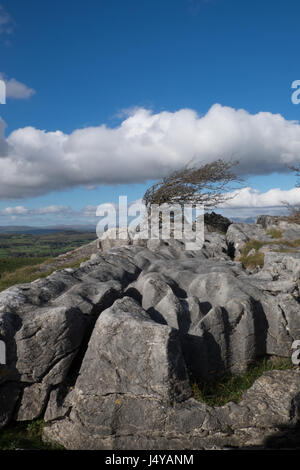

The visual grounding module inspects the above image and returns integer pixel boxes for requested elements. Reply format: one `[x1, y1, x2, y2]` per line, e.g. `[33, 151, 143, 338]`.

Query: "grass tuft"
[0, 419, 63, 450]
[238, 236, 300, 269]
[266, 228, 283, 239]
[191, 356, 294, 407]
[239, 240, 265, 269]
[240, 239, 265, 256]
[239, 251, 265, 269]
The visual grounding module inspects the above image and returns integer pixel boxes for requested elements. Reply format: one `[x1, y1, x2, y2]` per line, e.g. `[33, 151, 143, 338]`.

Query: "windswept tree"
[281, 164, 300, 223]
[288, 164, 300, 187]
[143, 159, 242, 211]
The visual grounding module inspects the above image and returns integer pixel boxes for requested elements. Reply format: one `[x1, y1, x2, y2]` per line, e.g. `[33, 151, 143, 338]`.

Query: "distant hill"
[0, 225, 96, 234]
[230, 216, 256, 224]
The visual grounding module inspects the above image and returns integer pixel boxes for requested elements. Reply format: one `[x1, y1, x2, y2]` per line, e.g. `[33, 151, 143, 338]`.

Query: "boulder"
[256, 215, 285, 228]
[43, 297, 191, 449]
[0, 254, 140, 425]
[204, 211, 232, 233]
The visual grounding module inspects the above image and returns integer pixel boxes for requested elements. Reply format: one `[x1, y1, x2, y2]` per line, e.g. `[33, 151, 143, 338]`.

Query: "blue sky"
[1, 0, 300, 226]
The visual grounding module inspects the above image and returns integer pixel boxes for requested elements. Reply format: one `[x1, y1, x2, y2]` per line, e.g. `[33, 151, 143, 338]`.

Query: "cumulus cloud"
[0, 205, 72, 217]
[221, 187, 300, 209]
[0, 73, 35, 99]
[218, 187, 300, 219]
[1, 205, 29, 215]
[1, 104, 300, 199]
[5, 78, 35, 99]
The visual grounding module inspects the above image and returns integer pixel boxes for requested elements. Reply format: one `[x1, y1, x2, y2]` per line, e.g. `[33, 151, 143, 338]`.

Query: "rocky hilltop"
[0, 214, 300, 449]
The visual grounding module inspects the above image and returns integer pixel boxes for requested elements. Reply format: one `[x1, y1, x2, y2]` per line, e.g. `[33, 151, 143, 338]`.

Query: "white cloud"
[34, 205, 73, 215]
[5, 78, 35, 99]
[1, 104, 300, 199]
[218, 186, 300, 219]
[1, 206, 29, 215]
[0, 74, 35, 99]
[0, 205, 102, 223]
[222, 187, 300, 208]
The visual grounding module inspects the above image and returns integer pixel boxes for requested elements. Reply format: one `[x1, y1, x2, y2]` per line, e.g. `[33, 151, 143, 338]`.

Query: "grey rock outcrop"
[256, 215, 285, 228]
[0, 217, 300, 449]
[256, 215, 300, 240]
[226, 223, 273, 258]
[204, 211, 232, 233]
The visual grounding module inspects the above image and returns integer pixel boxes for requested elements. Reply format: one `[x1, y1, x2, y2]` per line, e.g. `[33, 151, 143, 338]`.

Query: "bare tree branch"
[143, 159, 243, 211]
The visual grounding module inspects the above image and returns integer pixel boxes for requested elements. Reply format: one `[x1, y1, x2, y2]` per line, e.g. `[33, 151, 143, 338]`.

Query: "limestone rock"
[0, 217, 299, 450]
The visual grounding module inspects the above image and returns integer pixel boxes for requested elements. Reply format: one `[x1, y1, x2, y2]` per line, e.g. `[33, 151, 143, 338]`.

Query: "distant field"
[0, 231, 96, 259]
[0, 231, 96, 292]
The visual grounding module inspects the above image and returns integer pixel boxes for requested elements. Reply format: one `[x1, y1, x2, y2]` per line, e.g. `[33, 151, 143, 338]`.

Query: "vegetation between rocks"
[0, 419, 63, 450]
[191, 356, 294, 407]
[239, 236, 300, 269]
[266, 228, 283, 239]
[239, 240, 265, 269]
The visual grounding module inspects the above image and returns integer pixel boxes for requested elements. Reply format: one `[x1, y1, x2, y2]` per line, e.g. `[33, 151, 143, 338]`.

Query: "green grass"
[0, 263, 52, 292]
[0, 231, 95, 293]
[240, 239, 266, 256]
[191, 357, 294, 407]
[266, 228, 283, 239]
[239, 251, 265, 269]
[278, 238, 300, 248]
[239, 239, 266, 269]
[0, 256, 90, 293]
[239, 239, 265, 269]
[0, 232, 95, 259]
[0, 419, 63, 450]
[238, 236, 300, 269]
